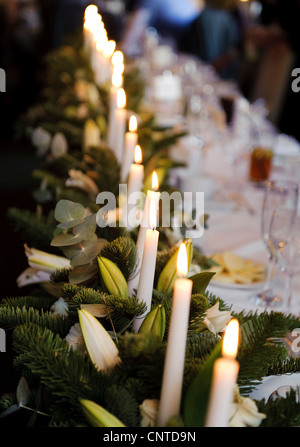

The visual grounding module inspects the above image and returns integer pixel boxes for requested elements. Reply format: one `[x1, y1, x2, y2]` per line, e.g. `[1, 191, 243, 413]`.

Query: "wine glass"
[249, 180, 299, 307]
[271, 212, 300, 310]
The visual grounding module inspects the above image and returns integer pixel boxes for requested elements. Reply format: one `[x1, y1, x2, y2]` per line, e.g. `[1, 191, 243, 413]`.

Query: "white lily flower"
[78, 309, 121, 371]
[201, 301, 232, 335]
[50, 132, 68, 158]
[65, 169, 99, 200]
[65, 322, 87, 353]
[24, 244, 71, 273]
[229, 386, 266, 427]
[17, 245, 71, 288]
[16, 267, 51, 288]
[139, 399, 159, 427]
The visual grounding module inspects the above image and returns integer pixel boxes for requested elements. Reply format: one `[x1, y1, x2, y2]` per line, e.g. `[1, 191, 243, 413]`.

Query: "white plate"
[249, 374, 300, 401]
[210, 279, 265, 291]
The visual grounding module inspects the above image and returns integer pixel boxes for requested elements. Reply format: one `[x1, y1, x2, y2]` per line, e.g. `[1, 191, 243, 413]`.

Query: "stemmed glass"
[270, 211, 300, 309]
[249, 180, 299, 307]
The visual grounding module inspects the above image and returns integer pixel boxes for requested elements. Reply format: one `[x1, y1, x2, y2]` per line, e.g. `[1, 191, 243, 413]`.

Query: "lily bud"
[80, 399, 125, 427]
[78, 309, 120, 371]
[97, 256, 129, 297]
[157, 239, 193, 292]
[138, 305, 166, 341]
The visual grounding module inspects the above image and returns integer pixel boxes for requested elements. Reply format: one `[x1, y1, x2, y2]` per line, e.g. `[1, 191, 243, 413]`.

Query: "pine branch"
[236, 311, 300, 393]
[12, 323, 109, 424]
[0, 306, 71, 337]
[103, 385, 141, 427]
[61, 283, 147, 333]
[257, 389, 300, 427]
[101, 237, 137, 281]
[0, 296, 56, 311]
[7, 208, 57, 250]
[116, 332, 165, 399]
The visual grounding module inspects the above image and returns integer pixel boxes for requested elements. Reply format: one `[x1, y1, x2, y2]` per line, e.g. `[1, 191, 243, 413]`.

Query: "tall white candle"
[113, 88, 127, 163]
[133, 197, 159, 332]
[107, 68, 123, 149]
[128, 171, 160, 296]
[120, 115, 138, 182]
[127, 145, 144, 198]
[205, 319, 240, 427]
[83, 5, 99, 56]
[156, 243, 193, 427]
[127, 145, 144, 230]
[100, 39, 116, 85]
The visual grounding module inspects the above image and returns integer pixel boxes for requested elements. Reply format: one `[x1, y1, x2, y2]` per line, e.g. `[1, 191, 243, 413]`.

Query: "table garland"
[0, 17, 300, 429]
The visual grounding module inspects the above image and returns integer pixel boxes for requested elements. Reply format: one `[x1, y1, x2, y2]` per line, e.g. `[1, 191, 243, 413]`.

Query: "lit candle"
[94, 29, 108, 86]
[107, 68, 123, 149]
[113, 87, 127, 163]
[156, 243, 193, 427]
[133, 197, 159, 332]
[101, 39, 116, 85]
[204, 318, 240, 427]
[111, 50, 124, 78]
[126, 145, 144, 230]
[128, 171, 160, 296]
[83, 5, 98, 56]
[121, 115, 138, 182]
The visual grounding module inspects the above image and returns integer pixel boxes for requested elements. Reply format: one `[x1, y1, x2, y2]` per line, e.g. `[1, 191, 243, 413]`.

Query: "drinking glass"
[249, 180, 299, 307]
[271, 213, 300, 309]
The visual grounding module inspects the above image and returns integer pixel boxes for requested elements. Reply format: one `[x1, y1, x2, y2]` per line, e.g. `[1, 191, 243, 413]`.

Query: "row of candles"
[83, 4, 240, 428]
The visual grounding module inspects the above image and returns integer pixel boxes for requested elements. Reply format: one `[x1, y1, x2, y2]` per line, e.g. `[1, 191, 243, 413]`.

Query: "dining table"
[136, 45, 300, 403]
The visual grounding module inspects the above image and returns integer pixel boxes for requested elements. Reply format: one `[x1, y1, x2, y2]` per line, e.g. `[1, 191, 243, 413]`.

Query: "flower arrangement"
[1, 7, 300, 430]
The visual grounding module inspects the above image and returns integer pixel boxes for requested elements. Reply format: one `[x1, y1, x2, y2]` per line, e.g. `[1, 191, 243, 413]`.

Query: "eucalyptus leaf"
[16, 377, 30, 407]
[70, 239, 106, 267]
[57, 217, 85, 230]
[190, 272, 215, 294]
[54, 200, 85, 223]
[51, 232, 83, 247]
[69, 263, 98, 284]
[74, 214, 97, 240]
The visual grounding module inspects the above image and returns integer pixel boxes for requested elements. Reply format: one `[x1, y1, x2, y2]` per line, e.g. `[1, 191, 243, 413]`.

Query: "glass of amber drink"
[249, 147, 273, 184]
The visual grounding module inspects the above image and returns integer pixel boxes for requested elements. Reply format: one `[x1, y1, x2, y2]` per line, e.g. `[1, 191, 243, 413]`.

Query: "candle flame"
[152, 171, 159, 191]
[84, 4, 98, 19]
[222, 319, 239, 359]
[149, 196, 156, 230]
[177, 243, 188, 277]
[117, 88, 126, 108]
[112, 69, 123, 88]
[129, 115, 138, 132]
[112, 50, 124, 67]
[134, 145, 142, 164]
